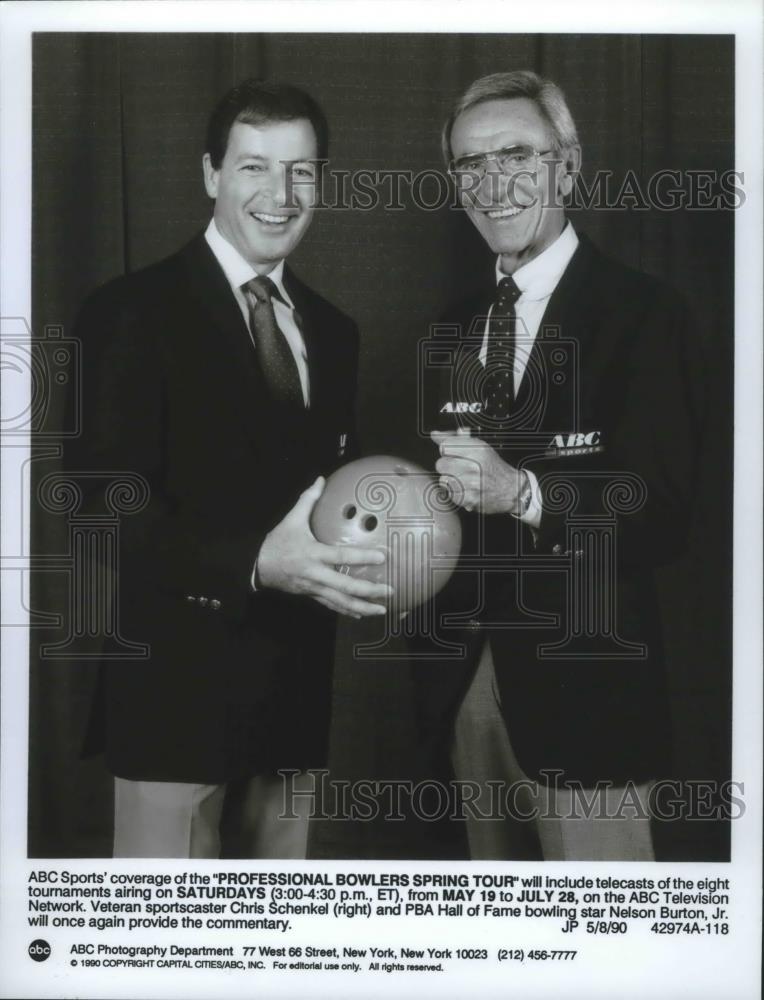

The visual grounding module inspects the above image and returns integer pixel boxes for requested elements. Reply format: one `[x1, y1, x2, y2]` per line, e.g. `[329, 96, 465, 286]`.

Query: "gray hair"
[442, 70, 579, 164]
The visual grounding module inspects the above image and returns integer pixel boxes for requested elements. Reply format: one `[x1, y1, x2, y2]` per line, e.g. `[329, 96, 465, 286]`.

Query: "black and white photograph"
[1, 2, 761, 998]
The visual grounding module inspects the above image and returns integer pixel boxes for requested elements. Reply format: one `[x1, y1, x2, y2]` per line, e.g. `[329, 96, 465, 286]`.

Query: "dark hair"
[205, 78, 329, 168]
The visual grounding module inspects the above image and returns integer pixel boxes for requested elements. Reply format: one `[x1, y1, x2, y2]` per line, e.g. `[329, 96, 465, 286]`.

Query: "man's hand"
[432, 428, 526, 514]
[256, 477, 392, 618]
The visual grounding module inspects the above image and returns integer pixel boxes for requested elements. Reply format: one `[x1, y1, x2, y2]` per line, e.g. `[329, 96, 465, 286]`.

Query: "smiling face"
[203, 118, 318, 272]
[449, 97, 580, 273]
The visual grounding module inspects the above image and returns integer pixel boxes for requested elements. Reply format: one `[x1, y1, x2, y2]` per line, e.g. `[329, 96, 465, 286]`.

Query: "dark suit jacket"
[412, 232, 705, 786]
[66, 233, 359, 783]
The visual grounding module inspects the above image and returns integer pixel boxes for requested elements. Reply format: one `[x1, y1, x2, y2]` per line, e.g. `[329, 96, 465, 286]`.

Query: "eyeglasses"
[448, 144, 555, 182]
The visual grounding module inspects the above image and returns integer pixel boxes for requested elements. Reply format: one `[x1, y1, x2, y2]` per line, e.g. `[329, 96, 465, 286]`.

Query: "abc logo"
[28, 939, 51, 962]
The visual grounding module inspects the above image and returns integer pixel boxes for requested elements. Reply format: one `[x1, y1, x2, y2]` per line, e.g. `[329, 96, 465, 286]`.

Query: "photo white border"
[1, 2, 761, 998]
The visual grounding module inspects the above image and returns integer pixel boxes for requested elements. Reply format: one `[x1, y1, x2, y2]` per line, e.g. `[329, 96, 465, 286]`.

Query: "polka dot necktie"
[484, 275, 521, 420]
[244, 275, 304, 409]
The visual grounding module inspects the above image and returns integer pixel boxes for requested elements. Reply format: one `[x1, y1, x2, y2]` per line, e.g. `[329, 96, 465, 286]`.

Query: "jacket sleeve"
[64, 282, 268, 623]
[340, 318, 361, 466]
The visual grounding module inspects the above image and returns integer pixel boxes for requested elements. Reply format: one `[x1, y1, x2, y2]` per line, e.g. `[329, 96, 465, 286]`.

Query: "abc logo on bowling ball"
[310, 455, 461, 613]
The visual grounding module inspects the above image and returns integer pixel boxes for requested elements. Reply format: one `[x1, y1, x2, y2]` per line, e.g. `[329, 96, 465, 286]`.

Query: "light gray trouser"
[113, 771, 314, 859]
[452, 641, 655, 861]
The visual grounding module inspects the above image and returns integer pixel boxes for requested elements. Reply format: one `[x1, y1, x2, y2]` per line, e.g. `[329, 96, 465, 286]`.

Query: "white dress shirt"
[204, 219, 310, 406]
[205, 219, 310, 589]
[480, 222, 579, 528]
[480, 221, 579, 384]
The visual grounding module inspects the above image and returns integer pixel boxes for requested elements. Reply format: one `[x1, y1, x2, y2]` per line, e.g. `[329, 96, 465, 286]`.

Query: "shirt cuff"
[517, 469, 542, 530]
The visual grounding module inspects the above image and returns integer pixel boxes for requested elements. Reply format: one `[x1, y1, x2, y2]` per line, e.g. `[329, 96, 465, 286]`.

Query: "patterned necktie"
[244, 275, 304, 408]
[484, 275, 521, 421]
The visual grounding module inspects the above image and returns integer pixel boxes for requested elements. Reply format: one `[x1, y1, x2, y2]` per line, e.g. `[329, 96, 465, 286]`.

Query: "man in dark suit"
[414, 71, 703, 860]
[68, 79, 391, 858]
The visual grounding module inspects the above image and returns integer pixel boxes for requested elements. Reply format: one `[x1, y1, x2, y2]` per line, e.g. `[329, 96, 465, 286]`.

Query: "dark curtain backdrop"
[30, 33, 734, 858]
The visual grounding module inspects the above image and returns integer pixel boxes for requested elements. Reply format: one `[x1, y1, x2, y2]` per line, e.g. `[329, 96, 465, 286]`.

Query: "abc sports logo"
[28, 939, 51, 962]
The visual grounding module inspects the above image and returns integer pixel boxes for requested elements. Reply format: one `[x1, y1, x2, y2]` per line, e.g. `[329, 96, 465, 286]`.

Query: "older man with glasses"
[413, 71, 704, 861]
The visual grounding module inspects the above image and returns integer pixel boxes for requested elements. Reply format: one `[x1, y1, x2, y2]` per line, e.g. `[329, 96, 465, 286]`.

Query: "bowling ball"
[310, 455, 462, 612]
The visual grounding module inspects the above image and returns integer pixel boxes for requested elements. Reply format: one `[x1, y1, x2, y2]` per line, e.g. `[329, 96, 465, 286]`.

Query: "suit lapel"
[179, 234, 289, 443]
[436, 286, 493, 431]
[533, 232, 597, 335]
[514, 234, 597, 422]
[282, 265, 329, 418]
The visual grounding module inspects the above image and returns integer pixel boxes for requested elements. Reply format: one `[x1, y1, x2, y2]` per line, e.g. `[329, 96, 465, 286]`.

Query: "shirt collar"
[495, 221, 579, 302]
[204, 219, 294, 308]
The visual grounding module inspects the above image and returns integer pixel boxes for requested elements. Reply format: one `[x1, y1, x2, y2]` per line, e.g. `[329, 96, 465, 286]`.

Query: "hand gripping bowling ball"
[310, 455, 462, 613]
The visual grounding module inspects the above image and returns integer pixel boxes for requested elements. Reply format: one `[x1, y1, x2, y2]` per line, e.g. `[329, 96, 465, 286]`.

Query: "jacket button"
[185, 595, 196, 603]
[552, 543, 563, 555]
[210, 599, 221, 611]
[198, 596, 209, 607]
